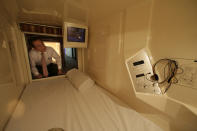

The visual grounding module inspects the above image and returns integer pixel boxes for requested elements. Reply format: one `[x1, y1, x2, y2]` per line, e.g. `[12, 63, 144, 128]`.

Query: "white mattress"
[6, 78, 163, 131]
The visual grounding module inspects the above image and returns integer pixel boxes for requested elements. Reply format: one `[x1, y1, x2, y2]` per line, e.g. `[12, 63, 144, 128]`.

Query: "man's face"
[32, 40, 46, 52]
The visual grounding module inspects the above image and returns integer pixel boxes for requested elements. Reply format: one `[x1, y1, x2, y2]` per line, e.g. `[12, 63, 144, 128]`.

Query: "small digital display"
[136, 73, 145, 78]
[133, 60, 144, 66]
[67, 27, 86, 42]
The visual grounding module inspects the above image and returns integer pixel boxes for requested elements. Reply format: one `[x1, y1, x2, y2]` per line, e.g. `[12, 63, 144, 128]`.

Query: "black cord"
[152, 59, 180, 93]
[152, 59, 178, 84]
[164, 82, 172, 93]
[144, 58, 185, 93]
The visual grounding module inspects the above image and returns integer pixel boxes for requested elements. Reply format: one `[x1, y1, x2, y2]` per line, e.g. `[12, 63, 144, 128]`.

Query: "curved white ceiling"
[13, 0, 142, 25]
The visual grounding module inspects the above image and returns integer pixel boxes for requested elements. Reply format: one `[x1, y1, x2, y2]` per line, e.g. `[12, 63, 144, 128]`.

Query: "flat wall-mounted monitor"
[63, 22, 88, 48]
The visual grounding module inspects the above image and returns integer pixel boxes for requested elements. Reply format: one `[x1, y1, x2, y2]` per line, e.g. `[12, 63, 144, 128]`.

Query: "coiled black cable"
[152, 59, 178, 84]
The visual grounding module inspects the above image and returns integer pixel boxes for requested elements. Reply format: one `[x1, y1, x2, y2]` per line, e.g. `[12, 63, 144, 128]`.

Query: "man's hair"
[30, 37, 42, 48]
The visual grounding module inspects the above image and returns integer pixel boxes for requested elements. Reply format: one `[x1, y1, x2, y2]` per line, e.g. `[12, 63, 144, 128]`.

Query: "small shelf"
[23, 32, 62, 37]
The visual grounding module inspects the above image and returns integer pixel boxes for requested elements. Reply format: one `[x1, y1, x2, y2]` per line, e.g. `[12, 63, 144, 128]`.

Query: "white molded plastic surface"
[126, 49, 161, 94]
[173, 59, 197, 89]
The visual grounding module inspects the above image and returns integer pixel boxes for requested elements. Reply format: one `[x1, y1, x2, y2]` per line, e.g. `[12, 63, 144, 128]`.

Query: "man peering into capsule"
[29, 37, 63, 79]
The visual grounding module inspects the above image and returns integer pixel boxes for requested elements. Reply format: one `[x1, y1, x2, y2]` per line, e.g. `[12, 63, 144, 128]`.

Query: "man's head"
[31, 38, 46, 52]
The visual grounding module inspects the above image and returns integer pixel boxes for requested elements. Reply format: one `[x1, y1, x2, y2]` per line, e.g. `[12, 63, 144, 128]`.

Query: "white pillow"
[66, 68, 95, 91]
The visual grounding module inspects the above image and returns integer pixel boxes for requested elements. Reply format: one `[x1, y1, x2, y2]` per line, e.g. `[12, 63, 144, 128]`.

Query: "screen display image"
[67, 27, 86, 42]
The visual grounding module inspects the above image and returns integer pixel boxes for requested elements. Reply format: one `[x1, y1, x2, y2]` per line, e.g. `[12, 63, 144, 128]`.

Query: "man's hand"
[58, 69, 63, 75]
[35, 74, 43, 79]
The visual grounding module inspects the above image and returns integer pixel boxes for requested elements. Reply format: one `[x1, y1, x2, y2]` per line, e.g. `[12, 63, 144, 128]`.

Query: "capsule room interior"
[0, 0, 197, 131]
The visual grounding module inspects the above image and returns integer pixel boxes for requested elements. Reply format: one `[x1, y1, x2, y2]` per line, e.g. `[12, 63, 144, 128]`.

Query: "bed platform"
[6, 77, 162, 131]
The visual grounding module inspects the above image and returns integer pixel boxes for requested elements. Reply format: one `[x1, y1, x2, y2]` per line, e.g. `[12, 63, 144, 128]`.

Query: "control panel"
[125, 49, 161, 94]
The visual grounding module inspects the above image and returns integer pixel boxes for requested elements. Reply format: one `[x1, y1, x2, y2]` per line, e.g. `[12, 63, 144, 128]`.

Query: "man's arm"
[29, 52, 42, 78]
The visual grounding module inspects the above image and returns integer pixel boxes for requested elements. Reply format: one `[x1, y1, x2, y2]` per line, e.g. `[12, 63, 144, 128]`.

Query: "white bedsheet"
[6, 78, 163, 131]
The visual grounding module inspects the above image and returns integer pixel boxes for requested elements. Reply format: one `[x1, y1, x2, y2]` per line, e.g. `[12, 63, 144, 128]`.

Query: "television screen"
[63, 22, 88, 48]
[67, 27, 86, 42]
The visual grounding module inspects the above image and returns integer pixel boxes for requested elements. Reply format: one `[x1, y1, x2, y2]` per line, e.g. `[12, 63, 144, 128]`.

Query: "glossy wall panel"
[0, 1, 27, 130]
[86, 13, 128, 95]
[148, 0, 197, 59]
[124, 0, 152, 59]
